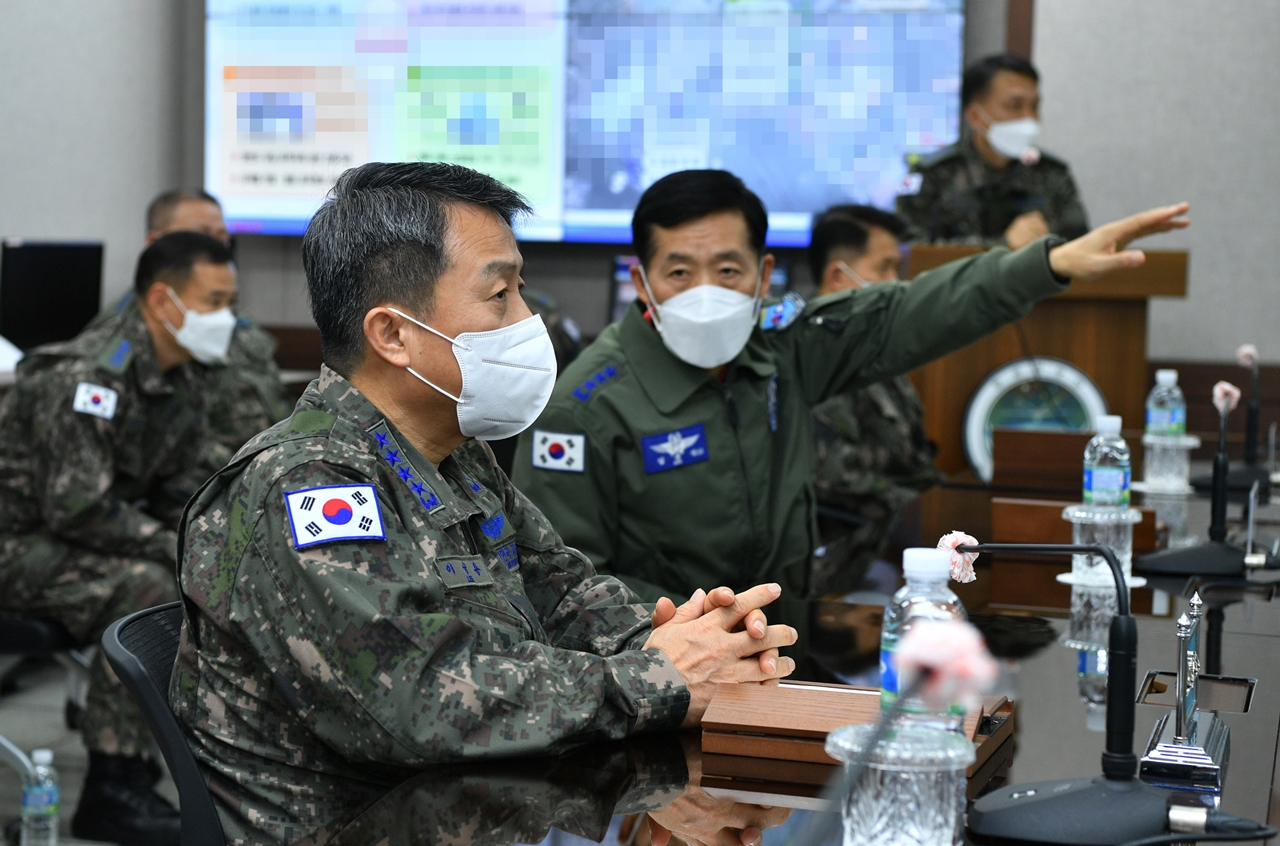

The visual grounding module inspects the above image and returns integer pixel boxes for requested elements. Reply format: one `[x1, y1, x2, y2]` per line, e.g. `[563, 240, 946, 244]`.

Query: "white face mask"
[977, 106, 1041, 161]
[164, 287, 236, 364]
[638, 265, 762, 369]
[388, 307, 556, 441]
[836, 261, 901, 289]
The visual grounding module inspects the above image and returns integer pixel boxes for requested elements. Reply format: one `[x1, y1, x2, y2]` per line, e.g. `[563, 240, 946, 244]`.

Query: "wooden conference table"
[285, 583, 1280, 846]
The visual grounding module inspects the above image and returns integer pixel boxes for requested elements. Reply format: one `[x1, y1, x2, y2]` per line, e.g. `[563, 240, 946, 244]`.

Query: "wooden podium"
[906, 247, 1189, 477]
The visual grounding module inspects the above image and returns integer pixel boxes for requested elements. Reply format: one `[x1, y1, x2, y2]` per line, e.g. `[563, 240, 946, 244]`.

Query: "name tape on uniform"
[532, 429, 585, 473]
[284, 484, 385, 549]
[73, 382, 118, 420]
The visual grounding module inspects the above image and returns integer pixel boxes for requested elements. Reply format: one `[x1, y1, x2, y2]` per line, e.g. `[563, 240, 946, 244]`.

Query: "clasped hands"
[643, 582, 797, 728]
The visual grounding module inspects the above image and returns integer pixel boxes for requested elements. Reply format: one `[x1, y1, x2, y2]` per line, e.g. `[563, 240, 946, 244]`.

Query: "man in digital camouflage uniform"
[513, 168, 1187, 674]
[172, 162, 794, 846]
[94, 189, 291, 473]
[896, 54, 1089, 249]
[806, 205, 945, 596]
[0, 232, 237, 845]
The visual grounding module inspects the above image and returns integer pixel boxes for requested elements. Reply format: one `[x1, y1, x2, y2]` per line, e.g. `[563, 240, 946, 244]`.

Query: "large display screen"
[206, 0, 963, 244]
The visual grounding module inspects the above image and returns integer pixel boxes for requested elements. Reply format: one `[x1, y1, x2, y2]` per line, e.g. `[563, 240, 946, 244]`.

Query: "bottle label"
[880, 648, 898, 702]
[22, 784, 58, 816]
[1083, 466, 1130, 505]
[880, 646, 964, 717]
[1145, 407, 1186, 435]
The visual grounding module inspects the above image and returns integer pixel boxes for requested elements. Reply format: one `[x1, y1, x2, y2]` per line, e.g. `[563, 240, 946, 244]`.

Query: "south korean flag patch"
[73, 382, 118, 420]
[284, 484, 386, 549]
[532, 430, 585, 473]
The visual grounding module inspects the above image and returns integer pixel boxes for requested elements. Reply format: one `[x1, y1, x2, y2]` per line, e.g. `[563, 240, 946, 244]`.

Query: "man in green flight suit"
[513, 168, 1188, 671]
[172, 162, 793, 846]
[94, 189, 292, 473]
[806, 204, 945, 597]
[896, 53, 1090, 248]
[0, 232, 237, 845]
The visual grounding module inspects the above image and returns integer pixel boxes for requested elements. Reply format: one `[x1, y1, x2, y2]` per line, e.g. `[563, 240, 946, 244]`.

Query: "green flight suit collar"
[618, 301, 776, 415]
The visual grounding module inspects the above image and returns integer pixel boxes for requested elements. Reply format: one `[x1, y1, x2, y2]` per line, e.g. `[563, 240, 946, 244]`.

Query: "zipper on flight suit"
[722, 384, 740, 429]
[721, 383, 758, 565]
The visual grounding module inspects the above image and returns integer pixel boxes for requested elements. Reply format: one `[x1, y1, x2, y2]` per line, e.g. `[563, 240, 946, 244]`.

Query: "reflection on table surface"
[287, 570, 1280, 846]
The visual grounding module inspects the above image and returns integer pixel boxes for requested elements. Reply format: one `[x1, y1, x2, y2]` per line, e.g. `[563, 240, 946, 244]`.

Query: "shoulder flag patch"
[284, 484, 385, 549]
[898, 172, 924, 196]
[532, 429, 585, 473]
[759, 292, 806, 332]
[73, 383, 118, 420]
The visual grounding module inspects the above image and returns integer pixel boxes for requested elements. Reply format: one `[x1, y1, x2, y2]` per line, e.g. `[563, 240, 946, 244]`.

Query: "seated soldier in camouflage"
[807, 206, 945, 596]
[896, 54, 1089, 249]
[94, 189, 292, 474]
[0, 232, 237, 846]
[172, 162, 795, 846]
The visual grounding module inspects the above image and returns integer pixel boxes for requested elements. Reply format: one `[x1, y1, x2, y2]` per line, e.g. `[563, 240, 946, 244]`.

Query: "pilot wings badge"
[641, 423, 709, 474]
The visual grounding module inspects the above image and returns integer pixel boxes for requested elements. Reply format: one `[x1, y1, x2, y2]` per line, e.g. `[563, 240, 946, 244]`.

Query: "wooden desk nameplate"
[700, 682, 1016, 808]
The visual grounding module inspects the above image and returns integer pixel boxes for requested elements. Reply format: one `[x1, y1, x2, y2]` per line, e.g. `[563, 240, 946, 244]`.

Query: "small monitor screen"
[0, 241, 103, 351]
[205, 0, 963, 244]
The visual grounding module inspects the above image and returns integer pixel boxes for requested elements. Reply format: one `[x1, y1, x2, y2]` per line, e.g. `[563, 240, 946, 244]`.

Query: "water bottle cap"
[903, 547, 952, 580]
[1156, 369, 1178, 387]
[1096, 415, 1122, 436]
[31, 749, 52, 766]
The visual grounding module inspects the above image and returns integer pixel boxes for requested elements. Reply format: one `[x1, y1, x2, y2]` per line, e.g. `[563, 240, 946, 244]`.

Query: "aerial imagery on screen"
[206, 0, 963, 244]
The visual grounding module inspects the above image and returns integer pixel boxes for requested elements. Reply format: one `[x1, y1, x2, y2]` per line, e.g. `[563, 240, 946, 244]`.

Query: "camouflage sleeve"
[30, 365, 177, 562]
[227, 460, 689, 763]
[1045, 165, 1090, 240]
[495, 466, 662, 656]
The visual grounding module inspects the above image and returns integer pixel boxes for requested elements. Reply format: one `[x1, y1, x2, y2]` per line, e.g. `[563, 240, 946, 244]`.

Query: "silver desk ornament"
[1136, 592, 1256, 792]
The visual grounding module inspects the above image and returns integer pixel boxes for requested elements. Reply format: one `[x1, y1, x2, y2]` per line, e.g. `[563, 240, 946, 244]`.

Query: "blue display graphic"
[206, 0, 963, 244]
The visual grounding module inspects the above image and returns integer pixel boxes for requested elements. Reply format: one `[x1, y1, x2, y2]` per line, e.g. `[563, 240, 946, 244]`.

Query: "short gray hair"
[302, 162, 530, 375]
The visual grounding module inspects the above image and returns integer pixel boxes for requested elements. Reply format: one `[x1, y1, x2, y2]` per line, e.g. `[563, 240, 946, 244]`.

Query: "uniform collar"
[619, 301, 776, 415]
[120, 303, 189, 396]
[312, 365, 480, 526]
[962, 133, 1017, 178]
[314, 365, 384, 430]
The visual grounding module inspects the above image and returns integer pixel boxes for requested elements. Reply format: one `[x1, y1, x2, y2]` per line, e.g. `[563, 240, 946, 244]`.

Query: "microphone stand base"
[1135, 540, 1260, 577]
[967, 775, 1171, 846]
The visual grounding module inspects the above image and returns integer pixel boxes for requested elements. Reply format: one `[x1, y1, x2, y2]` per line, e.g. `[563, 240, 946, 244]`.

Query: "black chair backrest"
[0, 617, 78, 655]
[102, 602, 226, 846]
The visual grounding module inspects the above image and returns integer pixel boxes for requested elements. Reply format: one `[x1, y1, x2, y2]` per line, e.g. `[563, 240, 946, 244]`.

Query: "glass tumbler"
[825, 724, 975, 846]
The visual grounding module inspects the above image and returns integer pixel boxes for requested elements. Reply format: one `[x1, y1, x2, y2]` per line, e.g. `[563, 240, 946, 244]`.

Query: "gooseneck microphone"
[960, 543, 1274, 845]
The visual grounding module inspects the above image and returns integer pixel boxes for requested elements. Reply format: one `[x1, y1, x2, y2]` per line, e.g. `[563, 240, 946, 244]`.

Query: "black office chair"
[101, 602, 226, 846]
[0, 617, 88, 774]
[0, 614, 93, 730]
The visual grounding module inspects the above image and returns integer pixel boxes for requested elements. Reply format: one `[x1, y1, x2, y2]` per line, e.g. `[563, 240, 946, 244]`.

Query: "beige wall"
[1034, 0, 1280, 364]
[0, 1, 203, 302]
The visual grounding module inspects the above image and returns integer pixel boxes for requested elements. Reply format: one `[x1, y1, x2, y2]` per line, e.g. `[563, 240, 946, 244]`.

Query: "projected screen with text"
[206, 0, 963, 244]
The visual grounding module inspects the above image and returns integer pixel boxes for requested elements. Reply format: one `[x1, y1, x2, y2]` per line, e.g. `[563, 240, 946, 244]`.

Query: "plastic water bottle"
[1077, 649, 1108, 733]
[880, 548, 966, 731]
[1144, 370, 1192, 491]
[1145, 370, 1186, 436]
[21, 749, 58, 846]
[1083, 415, 1131, 507]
